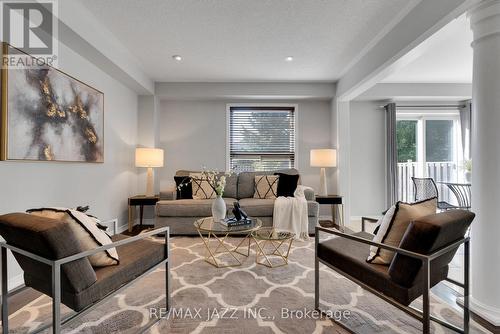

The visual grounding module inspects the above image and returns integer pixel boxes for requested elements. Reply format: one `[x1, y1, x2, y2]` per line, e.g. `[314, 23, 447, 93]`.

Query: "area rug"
[6, 236, 489, 334]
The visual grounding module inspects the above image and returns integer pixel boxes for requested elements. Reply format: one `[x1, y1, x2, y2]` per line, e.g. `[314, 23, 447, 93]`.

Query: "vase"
[212, 196, 226, 222]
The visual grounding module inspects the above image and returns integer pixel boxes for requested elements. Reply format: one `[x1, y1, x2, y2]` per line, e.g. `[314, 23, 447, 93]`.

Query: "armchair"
[315, 210, 474, 334]
[0, 213, 170, 334]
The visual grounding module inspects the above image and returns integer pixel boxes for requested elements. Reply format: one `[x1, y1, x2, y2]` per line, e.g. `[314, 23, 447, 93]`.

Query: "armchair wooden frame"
[1, 227, 170, 334]
[315, 226, 470, 334]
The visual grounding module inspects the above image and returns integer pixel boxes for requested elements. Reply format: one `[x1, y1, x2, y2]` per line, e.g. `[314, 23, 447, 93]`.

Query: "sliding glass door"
[396, 113, 462, 202]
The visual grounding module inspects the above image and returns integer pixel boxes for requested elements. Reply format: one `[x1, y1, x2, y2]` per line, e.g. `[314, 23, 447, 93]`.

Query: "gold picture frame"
[0, 42, 104, 162]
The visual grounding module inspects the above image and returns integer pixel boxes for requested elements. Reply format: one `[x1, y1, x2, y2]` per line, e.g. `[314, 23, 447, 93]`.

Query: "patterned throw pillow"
[366, 197, 437, 265]
[27, 207, 119, 267]
[253, 175, 279, 199]
[190, 173, 216, 199]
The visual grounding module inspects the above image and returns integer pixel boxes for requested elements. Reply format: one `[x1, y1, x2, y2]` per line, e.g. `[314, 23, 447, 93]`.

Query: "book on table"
[220, 217, 253, 227]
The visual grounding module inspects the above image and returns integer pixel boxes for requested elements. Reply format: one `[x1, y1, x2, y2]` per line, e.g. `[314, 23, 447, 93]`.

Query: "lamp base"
[145, 167, 154, 197]
[319, 167, 328, 196]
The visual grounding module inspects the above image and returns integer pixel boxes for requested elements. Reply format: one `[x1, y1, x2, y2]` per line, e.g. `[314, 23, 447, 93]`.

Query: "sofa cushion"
[156, 198, 237, 217]
[174, 176, 192, 199]
[0, 213, 97, 294]
[238, 168, 299, 199]
[239, 198, 319, 217]
[274, 173, 300, 197]
[25, 234, 166, 311]
[317, 232, 448, 306]
[253, 175, 279, 199]
[176, 170, 237, 199]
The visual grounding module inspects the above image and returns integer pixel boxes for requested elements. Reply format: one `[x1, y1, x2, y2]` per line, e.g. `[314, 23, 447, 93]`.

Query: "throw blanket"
[273, 185, 312, 241]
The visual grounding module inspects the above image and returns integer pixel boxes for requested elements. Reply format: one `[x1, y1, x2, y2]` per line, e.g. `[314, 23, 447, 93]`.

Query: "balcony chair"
[412, 177, 460, 210]
[0, 213, 170, 334]
[315, 210, 474, 334]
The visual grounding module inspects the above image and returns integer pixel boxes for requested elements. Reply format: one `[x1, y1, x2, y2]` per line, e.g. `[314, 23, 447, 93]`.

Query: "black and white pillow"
[190, 173, 216, 199]
[254, 175, 279, 199]
[174, 176, 193, 199]
[27, 207, 119, 267]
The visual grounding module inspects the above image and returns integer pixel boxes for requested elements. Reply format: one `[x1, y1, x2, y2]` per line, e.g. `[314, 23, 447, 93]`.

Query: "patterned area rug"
[6, 236, 490, 333]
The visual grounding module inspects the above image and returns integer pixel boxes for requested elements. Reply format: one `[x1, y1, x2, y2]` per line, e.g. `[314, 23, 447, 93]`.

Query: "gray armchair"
[315, 210, 474, 334]
[0, 213, 170, 334]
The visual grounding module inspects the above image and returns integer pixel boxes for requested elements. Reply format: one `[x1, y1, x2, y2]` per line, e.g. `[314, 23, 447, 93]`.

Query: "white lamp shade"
[135, 148, 164, 168]
[310, 149, 337, 167]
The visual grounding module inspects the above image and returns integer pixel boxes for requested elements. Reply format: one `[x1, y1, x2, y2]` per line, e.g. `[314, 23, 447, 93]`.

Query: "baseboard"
[457, 296, 500, 326]
[117, 218, 155, 234]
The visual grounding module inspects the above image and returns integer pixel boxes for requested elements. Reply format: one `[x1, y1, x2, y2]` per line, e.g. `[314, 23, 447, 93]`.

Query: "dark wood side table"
[128, 195, 160, 232]
[315, 195, 344, 229]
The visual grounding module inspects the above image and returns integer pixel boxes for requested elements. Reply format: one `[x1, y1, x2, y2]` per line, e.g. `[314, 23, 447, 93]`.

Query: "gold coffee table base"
[194, 217, 262, 268]
[253, 228, 294, 268]
[198, 231, 253, 268]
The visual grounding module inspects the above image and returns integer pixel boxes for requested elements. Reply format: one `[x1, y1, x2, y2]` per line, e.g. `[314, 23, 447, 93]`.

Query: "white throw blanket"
[273, 185, 312, 241]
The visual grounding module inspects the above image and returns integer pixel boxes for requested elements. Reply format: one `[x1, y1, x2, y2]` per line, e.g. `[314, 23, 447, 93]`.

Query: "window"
[228, 106, 296, 172]
[396, 111, 462, 202]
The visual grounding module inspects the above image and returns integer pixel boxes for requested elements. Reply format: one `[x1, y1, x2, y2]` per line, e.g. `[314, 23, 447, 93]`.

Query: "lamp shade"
[135, 148, 164, 168]
[310, 149, 337, 167]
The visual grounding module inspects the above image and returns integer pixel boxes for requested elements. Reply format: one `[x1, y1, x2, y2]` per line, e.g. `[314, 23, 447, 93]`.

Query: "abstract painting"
[1, 43, 104, 162]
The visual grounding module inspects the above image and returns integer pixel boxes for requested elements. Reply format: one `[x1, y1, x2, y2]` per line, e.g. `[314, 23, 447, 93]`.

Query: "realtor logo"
[1, 0, 58, 66]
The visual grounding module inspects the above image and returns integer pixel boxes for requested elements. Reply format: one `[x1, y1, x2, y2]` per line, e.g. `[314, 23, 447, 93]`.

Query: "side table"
[315, 195, 344, 229]
[128, 195, 160, 232]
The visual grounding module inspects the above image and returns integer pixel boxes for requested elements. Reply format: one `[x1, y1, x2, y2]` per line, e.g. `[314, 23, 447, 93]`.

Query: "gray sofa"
[155, 168, 319, 235]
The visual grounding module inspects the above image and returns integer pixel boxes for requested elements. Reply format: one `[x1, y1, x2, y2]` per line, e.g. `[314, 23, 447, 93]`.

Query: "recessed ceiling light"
[285, 56, 294, 62]
[172, 55, 182, 61]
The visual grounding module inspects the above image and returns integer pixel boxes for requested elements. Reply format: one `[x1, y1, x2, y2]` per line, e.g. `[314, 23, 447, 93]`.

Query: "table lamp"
[135, 148, 164, 196]
[310, 149, 337, 196]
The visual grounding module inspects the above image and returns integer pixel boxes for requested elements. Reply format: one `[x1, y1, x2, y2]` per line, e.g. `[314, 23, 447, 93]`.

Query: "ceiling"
[382, 14, 473, 84]
[79, 0, 415, 82]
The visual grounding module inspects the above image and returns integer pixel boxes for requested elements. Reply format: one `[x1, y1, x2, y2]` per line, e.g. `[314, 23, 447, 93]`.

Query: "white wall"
[0, 43, 139, 288]
[349, 101, 386, 217]
[157, 99, 335, 214]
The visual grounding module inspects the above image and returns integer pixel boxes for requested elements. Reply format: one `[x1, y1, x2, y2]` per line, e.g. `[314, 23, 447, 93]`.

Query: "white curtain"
[385, 103, 398, 206]
[459, 100, 472, 160]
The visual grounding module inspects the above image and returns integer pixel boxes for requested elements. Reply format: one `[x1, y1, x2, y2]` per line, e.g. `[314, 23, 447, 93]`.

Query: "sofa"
[155, 168, 319, 235]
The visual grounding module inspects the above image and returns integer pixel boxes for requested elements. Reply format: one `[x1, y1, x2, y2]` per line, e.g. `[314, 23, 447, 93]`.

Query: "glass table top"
[252, 227, 295, 241]
[194, 217, 262, 234]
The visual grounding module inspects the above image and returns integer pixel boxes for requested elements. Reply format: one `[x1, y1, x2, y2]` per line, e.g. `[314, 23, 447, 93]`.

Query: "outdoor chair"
[315, 210, 474, 334]
[0, 213, 170, 334]
[412, 177, 459, 210]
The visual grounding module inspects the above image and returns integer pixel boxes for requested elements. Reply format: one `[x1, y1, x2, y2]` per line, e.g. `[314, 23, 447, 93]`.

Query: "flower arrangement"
[463, 159, 472, 172]
[202, 169, 233, 197]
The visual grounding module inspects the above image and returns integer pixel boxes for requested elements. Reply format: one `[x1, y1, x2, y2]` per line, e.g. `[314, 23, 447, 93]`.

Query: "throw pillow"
[366, 197, 437, 265]
[174, 176, 193, 199]
[190, 173, 216, 199]
[274, 173, 300, 197]
[253, 175, 279, 199]
[27, 207, 119, 267]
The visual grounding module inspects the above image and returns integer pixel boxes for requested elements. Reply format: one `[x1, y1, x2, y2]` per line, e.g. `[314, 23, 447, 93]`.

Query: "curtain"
[385, 103, 398, 206]
[459, 100, 472, 160]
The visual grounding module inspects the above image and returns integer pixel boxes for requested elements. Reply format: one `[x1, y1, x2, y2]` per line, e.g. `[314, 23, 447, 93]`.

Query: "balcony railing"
[398, 161, 457, 203]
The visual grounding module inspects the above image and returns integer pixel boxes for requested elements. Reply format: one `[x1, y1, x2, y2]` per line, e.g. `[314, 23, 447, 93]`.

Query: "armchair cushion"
[367, 197, 437, 265]
[28, 208, 119, 267]
[25, 234, 166, 311]
[317, 232, 448, 306]
[0, 213, 97, 293]
[389, 210, 474, 287]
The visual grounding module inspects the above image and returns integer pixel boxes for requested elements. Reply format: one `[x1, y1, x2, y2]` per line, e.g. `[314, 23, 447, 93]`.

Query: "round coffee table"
[252, 227, 295, 268]
[194, 217, 262, 268]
